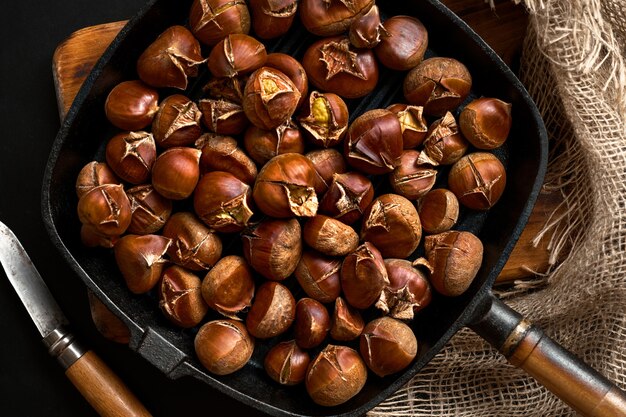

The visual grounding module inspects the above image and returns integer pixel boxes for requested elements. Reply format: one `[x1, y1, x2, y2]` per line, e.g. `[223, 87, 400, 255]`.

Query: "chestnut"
[244, 121, 305, 165]
[376, 259, 432, 320]
[151, 95, 203, 148]
[404, 57, 472, 116]
[194, 319, 254, 375]
[425, 230, 483, 296]
[162, 212, 223, 271]
[375, 16, 428, 71]
[389, 150, 438, 200]
[361, 194, 422, 258]
[319, 171, 374, 225]
[340, 242, 389, 309]
[113, 234, 171, 294]
[203, 75, 247, 104]
[77, 184, 132, 237]
[75, 161, 120, 199]
[253, 153, 319, 218]
[151, 147, 201, 200]
[159, 265, 208, 328]
[264, 340, 310, 385]
[246, 281, 296, 339]
[348, 4, 385, 49]
[207, 34, 267, 78]
[193, 171, 254, 233]
[299, 0, 374, 36]
[87, 291, 130, 344]
[359, 317, 418, 377]
[250, 0, 298, 39]
[294, 298, 330, 349]
[448, 152, 506, 210]
[387, 103, 428, 149]
[459, 97, 512, 149]
[189, 0, 251, 46]
[305, 149, 347, 191]
[344, 109, 403, 175]
[418, 188, 459, 234]
[198, 98, 248, 135]
[418, 112, 469, 166]
[305, 344, 367, 406]
[202, 255, 254, 319]
[243, 67, 301, 130]
[241, 218, 302, 280]
[330, 296, 364, 341]
[303, 215, 359, 257]
[80, 224, 119, 249]
[137, 25, 205, 90]
[295, 250, 342, 303]
[302, 36, 379, 99]
[197, 134, 257, 184]
[126, 184, 173, 235]
[298, 91, 349, 148]
[265, 53, 308, 108]
[105, 131, 156, 185]
[104, 80, 159, 131]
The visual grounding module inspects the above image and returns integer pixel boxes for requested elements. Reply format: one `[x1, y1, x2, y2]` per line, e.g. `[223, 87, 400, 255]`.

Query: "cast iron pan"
[41, 0, 626, 416]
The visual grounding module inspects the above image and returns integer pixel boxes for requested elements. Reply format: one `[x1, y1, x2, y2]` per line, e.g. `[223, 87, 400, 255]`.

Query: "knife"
[0, 221, 152, 417]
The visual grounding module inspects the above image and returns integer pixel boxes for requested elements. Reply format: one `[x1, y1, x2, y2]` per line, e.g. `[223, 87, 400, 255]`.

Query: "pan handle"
[469, 294, 626, 417]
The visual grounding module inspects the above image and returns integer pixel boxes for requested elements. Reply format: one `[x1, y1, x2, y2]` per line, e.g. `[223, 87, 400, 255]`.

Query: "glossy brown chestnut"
[80, 224, 119, 249]
[208, 34, 267, 78]
[197, 134, 257, 184]
[201, 255, 254, 319]
[330, 296, 364, 341]
[198, 98, 248, 135]
[305, 149, 347, 192]
[137, 25, 205, 90]
[340, 242, 389, 309]
[151, 95, 203, 148]
[448, 152, 506, 210]
[389, 150, 438, 200]
[425, 230, 483, 296]
[294, 298, 330, 349]
[344, 109, 403, 174]
[203, 75, 247, 104]
[162, 212, 223, 271]
[77, 184, 132, 237]
[194, 319, 254, 375]
[243, 67, 301, 130]
[361, 194, 422, 258]
[87, 291, 130, 344]
[404, 57, 472, 117]
[302, 36, 379, 99]
[105, 131, 156, 185]
[459, 97, 512, 149]
[126, 184, 173, 235]
[243, 121, 305, 165]
[303, 215, 359, 257]
[189, 0, 251, 46]
[250, 0, 298, 39]
[299, 0, 374, 36]
[299, 91, 349, 148]
[319, 171, 374, 225]
[241, 218, 302, 280]
[359, 317, 417, 377]
[104, 80, 159, 131]
[265, 53, 308, 108]
[295, 250, 342, 303]
[151, 147, 201, 200]
[376, 259, 432, 320]
[375, 16, 428, 71]
[348, 4, 385, 49]
[264, 340, 310, 386]
[418, 112, 469, 166]
[253, 153, 319, 218]
[387, 103, 428, 149]
[246, 281, 296, 339]
[418, 188, 459, 234]
[193, 171, 254, 233]
[159, 265, 208, 328]
[75, 161, 120, 199]
[113, 234, 171, 294]
[305, 344, 367, 407]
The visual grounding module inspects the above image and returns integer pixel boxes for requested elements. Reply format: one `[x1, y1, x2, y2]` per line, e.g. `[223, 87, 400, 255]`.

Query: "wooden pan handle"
[470, 296, 626, 416]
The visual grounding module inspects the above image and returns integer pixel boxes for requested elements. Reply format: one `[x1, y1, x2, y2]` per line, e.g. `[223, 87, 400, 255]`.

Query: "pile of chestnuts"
[75, 0, 513, 408]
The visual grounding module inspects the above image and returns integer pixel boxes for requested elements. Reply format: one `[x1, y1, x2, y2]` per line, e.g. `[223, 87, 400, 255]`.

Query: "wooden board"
[52, 1, 561, 283]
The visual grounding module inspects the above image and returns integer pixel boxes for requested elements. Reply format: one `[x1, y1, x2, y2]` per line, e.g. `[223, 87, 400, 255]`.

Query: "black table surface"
[0, 1, 269, 416]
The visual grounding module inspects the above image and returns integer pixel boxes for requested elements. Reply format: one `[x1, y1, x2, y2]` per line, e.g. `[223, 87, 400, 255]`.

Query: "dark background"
[0, 1, 266, 415]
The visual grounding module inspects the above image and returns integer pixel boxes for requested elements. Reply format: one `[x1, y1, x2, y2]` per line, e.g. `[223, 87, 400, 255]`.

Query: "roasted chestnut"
[104, 80, 159, 131]
[246, 281, 296, 339]
[203, 75, 247, 104]
[375, 16, 428, 71]
[340, 242, 389, 309]
[303, 215, 359, 257]
[299, 0, 374, 36]
[298, 91, 349, 148]
[376, 259, 432, 320]
[159, 265, 208, 328]
[250, 0, 298, 39]
[418, 188, 459, 234]
[88, 291, 130, 344]
[197, 134, 257, 184]
[448, 152, 506, 210]
[387, 103, 428, 149]
[113, 234, 171, 294]
[126, 184, 173, 235]
[198, 98, 249, 135]
[330, 296, 364, 341]
[162, 212, 223, 271]
[207, 33, 267, 78]
[75, 161, 120, 199]
[152, 94, 203, 148]
[418, 112, 469, 166]
[318, 171, 374, 225]
[389, 150, 437, 200]
[359, 317, 418, 377]
[295, 250, 342, 303]
[105, 131, 156, 185]
[294, 298, 330, 349]
[305, 149, 347, 192]
[201, 255, 254, 319]
[264, 340, 310, 385]
[189, 0, 251, 46]
[77, 184, 132, 237]
[459, 97, 512, 149]
[265, 53, 308, 108]
[348, 4, 385, 49]
[151, 147, 201, 200]
[243, 121, 305, 165]
[194, 319, 254, 375]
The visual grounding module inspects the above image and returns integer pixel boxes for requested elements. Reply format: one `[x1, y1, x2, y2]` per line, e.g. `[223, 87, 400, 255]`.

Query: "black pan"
[41, 1, 626, 416]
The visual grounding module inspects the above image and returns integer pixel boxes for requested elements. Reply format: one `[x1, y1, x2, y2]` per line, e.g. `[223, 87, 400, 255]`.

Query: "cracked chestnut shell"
[344, 109, 403, 175]
[389, 150, 437, 200]
[418, 188, 459, 234]
[299, 91, 349, 148]
[387, 103, 428, 149]
[137, 25, 205, 90]
[126, 184, 173, 235]
[404, 57, 472, 117]
[348, 4, 385, 49]
[253, 153, 319, 218]
[303, 215, 359, 257]
[250, 0, 298, 39]
[105, 131, 156, 185]
[305, 149, 347, 193]
[375, 16, 428, 71]
[244, 121, 305, 165]
[361, 194, 422, 259]
[189, 0, 251, 46]
[208, 33, 267, 78]
[448, 152, 506, 210]
[201, 255, 254, 319]
[265, 53, 308, 108]
[264, 340, 310, 386]
[159, 265, 208, 328]
[319, 171, 374, 225]
[359, 317, 418, 377]
[459, 97, 512, 150]
[152, 95, 203, 148]
[246, 281, 296, 339]
[104, 80, 159, 131]
[197, 134, 257, 184]
[294, 298, 330, 349]
[330, 296, 364, 341]
[75, 161, 120, 199]
[113, 234, 171, 294]
[203, 75, 247, 104]
[162, 212, 223, 271]
[340, 242, 389, 309]
[77, 184, 132, 237]
[302, 36, 379, 99]
[195, 319, 254, 375]
[295, 250, 342, 303]
[418, 112, 469, 166]
[300, 0, 374, 36]
[198, 98, 248, 135]
[151, 147, 201, 200]
[376, 259, 432, 320]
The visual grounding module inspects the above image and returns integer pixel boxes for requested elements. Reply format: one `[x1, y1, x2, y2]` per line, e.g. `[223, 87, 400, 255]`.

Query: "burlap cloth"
[369, 0, 626, 415]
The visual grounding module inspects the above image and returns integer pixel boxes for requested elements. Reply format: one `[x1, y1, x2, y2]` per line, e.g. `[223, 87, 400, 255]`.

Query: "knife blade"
[0, 220, 152, 417]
